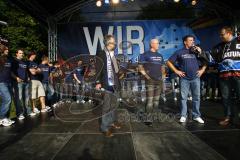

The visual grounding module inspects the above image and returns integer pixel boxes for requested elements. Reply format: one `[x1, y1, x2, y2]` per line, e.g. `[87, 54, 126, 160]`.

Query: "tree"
[0, 0, 47, 55]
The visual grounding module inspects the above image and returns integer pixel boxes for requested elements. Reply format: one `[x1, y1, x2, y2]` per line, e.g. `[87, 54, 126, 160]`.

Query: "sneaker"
[163, 97, 167, 102]
[28, 112, 36, 116]
[34, 108, 40, 114]
[41, 108, 48, 113]
[52, 103, 58, 108]
[9, 119, 15, 124]
[193, 117, 205, 124]
[174, 97, 177, 101]
[187, 97, 192, 101]
[45, 106, 51, 110]
[18, 114, 25, 120]
[179, 117, 187, 123]
[0, 118, 12, 127]
[219, 118, 231, 126]
[66, 100, 71, 103]
[81, 100, 86, 104]
[144, 122, 153, 127]
[59, 101, 64, 104]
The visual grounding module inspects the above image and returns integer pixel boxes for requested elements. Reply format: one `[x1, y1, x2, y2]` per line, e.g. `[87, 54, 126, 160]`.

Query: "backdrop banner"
[58, 19, 223, 61]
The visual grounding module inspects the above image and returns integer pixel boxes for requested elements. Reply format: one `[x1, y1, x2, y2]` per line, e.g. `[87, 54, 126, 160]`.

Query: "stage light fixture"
[191, 0, 197, 5]
[112, 0, 120, 4]
[96, 0, 102, 7]
[105, 0, 110, 4]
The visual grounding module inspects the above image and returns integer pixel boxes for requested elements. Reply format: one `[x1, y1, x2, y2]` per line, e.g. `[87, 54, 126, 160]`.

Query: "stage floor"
[0, 98, 239, 160]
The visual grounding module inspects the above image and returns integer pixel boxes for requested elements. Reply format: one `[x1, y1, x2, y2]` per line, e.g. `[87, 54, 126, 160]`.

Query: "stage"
[0, 98, 239, 160]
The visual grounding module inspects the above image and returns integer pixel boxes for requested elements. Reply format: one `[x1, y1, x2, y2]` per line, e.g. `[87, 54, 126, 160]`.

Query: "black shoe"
[144, 122, 153, 127]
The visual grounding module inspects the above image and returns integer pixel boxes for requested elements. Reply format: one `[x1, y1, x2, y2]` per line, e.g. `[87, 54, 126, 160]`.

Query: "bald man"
[139, 38, 165, 126]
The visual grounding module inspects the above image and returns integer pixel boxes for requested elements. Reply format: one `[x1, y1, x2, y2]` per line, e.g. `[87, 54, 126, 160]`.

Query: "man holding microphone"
[167, 35, 207, 124]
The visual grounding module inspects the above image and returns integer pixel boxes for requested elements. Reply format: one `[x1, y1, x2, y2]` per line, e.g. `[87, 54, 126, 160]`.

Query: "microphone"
[190, 44, 200, 54]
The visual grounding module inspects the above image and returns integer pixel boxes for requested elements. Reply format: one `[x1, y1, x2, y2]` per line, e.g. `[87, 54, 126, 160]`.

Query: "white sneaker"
[0, 118, 13, 127]
[59, 101, 64, 104]
[193, 117, 205, 124]
[66, 100, 71, 103]
[188, 97, 192, 101]
[28, 112, 36, 116]
[52, 103, 58, 108]
[34, 108, 40, 114]
[174, 97, 177, 101]
[45, 106, 51, 110]
[163, 97, 167, 102]
[18, 114, 25, 120]
[9, 119, 15, 124]
[179, 117, 187, 123]
[41, 108, 48, 113]
[81, 100, 86, 104]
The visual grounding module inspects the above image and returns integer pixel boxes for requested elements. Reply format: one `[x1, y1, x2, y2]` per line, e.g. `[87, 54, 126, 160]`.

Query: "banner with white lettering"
[58, 20, 222, 62]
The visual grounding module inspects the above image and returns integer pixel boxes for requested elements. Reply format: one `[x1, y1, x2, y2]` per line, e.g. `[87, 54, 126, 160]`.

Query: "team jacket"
[211, 37, 240, 78]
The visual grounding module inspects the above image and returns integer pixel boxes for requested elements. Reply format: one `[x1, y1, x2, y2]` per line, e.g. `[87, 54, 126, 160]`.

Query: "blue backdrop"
[58, 20, 223, 61]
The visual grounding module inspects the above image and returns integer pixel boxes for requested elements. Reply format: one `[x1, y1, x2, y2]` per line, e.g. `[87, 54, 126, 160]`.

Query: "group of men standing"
[0, 48, 53, 127]
[96, 26, 240, 137]
[1, 25, 239, 135]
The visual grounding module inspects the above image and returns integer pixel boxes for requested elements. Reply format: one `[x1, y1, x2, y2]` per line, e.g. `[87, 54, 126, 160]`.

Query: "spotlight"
[174, 0, 180, 2]
[191, 0, 197, 5]
[112, 0, 120, 4]
[96, 0, 102, 7]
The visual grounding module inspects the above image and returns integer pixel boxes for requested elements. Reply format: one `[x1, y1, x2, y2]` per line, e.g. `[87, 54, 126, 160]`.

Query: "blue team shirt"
[38, 64, 53, 83]
[12, 58, 28, 82]
[65, 70, 73, 83]
[140, 51, 164, 81]
[168, 47, 201, 80]
[28, 61, 40, 80]
[0, 56, 12, 83]
[74, 67, 84, 81]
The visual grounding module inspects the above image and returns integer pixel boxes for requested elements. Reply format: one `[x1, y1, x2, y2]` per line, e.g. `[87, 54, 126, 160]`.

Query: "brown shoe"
[103, 130, 114, 137]
[111, 123, 121, 129]
[219, 118, 231, 126]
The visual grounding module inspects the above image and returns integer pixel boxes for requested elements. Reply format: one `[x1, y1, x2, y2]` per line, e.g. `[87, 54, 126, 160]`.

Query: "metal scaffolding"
[48, 17, 57, 62]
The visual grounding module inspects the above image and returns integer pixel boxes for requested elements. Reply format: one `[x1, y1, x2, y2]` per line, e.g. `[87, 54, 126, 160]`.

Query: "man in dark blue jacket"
[95, 35, 121, 137]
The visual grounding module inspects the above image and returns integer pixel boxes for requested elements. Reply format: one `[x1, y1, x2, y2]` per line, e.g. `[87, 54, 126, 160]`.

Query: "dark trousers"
[100, 86, 119, 132]
[219, 77, 240, 118]
[145, 80, 162, 114]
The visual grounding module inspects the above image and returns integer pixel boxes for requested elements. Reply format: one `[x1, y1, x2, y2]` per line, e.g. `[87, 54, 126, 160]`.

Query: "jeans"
[62, 83, 73, 99]
[101, 86, 118, 132]
[219, 77, 240, 118]
[180, 77, 201, 119]
[43, 82, 55, 105]
[13, 82, 31, 116]
[0, 83, 11, 119]
[74, 82, 84, 101]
